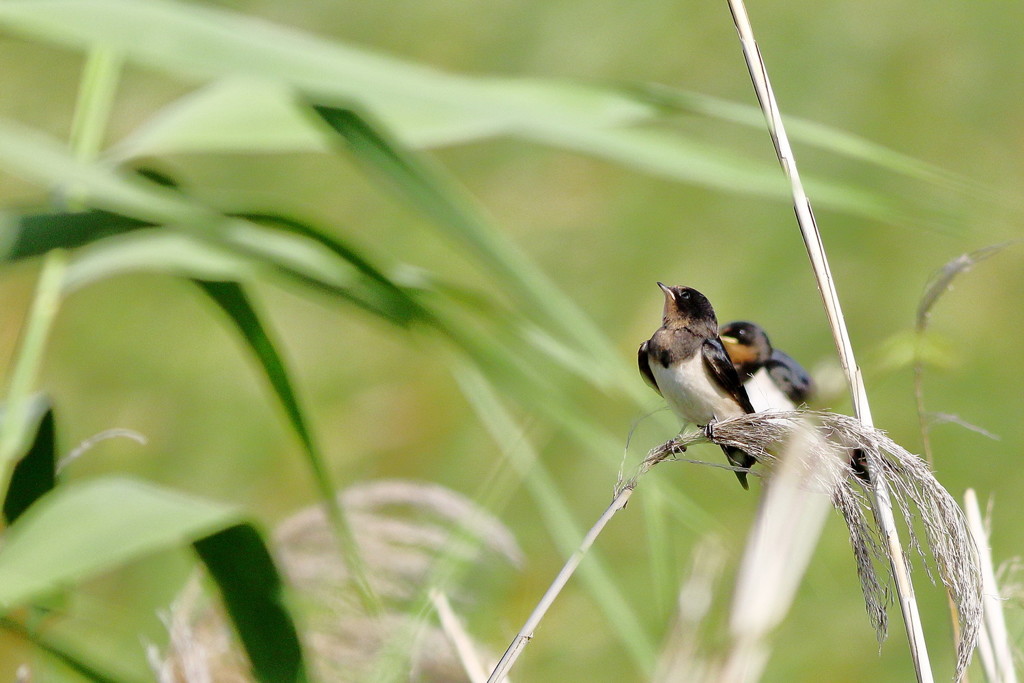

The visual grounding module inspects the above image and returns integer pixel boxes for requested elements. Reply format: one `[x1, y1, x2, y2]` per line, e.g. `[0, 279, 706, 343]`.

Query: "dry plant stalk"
[963, 489, 1018, 683]
[723, 0, 981, 679]
[486, 487, 633, 683]
[642, 411, 982, 680]
[154, 480, 518, 683]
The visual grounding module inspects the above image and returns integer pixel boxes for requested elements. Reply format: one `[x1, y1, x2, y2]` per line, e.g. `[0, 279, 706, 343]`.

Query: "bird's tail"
[850, 447, 871, 482]
[721, 445, 755, 490]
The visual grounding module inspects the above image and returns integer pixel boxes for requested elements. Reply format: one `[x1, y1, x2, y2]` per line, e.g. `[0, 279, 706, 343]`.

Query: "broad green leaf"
[195, 524, 309, 683]
[0, 117, 219, 228]
[0, 477, 309, 682]
[0, 0, 917, 225]
[3, 401, 56, 524]
[0, 477, 242, 609]
[114, 74, 969, 199]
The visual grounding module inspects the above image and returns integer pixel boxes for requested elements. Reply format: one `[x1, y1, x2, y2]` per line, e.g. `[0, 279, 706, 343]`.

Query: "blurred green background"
[0, 0, 1021, 680]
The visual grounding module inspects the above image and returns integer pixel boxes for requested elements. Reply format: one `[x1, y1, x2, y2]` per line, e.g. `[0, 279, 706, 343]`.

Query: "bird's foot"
[667, 440, 687, 458]
[702, 421, 716, 441]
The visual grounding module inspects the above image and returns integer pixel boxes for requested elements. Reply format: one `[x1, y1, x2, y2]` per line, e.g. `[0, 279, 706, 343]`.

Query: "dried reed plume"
[152, 480, 521, 682]
[631, 410, 983, 680]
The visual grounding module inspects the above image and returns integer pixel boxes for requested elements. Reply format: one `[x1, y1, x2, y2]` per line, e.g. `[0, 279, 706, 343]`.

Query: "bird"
[638, 283, 757, 489]
[718, 321, 871, 480]
[718, 321, 815, 413]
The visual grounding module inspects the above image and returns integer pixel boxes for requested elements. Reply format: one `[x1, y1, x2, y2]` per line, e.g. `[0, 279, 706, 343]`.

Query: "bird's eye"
[737, 328, 748, 338]
[678, 290, 691, 300]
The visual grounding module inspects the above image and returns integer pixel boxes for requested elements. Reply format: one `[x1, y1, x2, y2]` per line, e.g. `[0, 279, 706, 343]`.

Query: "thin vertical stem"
[0, 252, 67, 495]
[69, 47, 124, 163]
[724, 1, 933, 680]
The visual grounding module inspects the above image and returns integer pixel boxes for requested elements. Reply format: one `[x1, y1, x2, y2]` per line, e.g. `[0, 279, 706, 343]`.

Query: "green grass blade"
[632, 83, 974, 191]
[195, 281, 314, 455]
[233, 213, 426, 327]
[309, 104, 643, 399]
[2, 401, 56, 525]
[3, 209, 150, 261]
[194, 524, 309, 683]
[0, 0, 965, 229]
[194, 280, 381, 616]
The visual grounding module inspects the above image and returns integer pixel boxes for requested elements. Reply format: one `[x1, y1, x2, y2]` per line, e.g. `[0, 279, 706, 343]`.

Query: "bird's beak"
[657, 282, 674, 317]
[720, 334, 739, 345]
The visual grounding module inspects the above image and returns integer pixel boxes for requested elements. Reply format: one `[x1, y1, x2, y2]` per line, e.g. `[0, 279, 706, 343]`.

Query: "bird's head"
[719, 320, 773, 376]
[657, 283, 718, 332]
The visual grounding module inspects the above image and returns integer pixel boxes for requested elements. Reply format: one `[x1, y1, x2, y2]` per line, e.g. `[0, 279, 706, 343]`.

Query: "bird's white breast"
[744, 367, 795, 413]
[650, 352, 746, 427]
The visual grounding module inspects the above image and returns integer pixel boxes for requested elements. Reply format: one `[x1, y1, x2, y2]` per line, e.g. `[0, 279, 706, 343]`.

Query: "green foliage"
[2, 400, 56, 524]
[0, 0, 1018, 680]
[194, 525, 308, 683]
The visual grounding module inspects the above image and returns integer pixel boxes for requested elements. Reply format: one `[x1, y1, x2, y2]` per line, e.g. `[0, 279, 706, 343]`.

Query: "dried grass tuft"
[625, 409, 983, 679]
[154, 479, 519, 682]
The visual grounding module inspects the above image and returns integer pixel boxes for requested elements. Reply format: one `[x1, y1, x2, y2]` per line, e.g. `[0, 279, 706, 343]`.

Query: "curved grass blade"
[233, 212, 426, 328]
[3, 209, 150, 262]
[2, 399, 56, 524]
[632, 83, 973, 191]
[194, 524, 308, 683]
[308, 104, 645, 400]
[195, 280, 381, 616]
[0, 0, 966, 230]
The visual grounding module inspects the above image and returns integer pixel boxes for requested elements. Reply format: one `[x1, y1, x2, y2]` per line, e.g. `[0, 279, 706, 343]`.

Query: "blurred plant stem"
[67, 46, 124, 209]
[0, 251, 66, 496]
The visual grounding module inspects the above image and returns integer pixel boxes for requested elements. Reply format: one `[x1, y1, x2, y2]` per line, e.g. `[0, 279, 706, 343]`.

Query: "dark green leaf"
[195, 524, 308, 683]
[195, 281, 315, 454]
[4, 209, 150, 262]
[3, 403, 56, 524]
[194, 279, 381, 615]
[233, 213, 426, 327]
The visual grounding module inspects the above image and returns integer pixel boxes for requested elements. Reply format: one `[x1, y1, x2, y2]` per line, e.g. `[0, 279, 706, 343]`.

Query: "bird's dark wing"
[637, 340, 661, 395]
[701, 337, 755, 414]
[766, 349, 815, 404]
